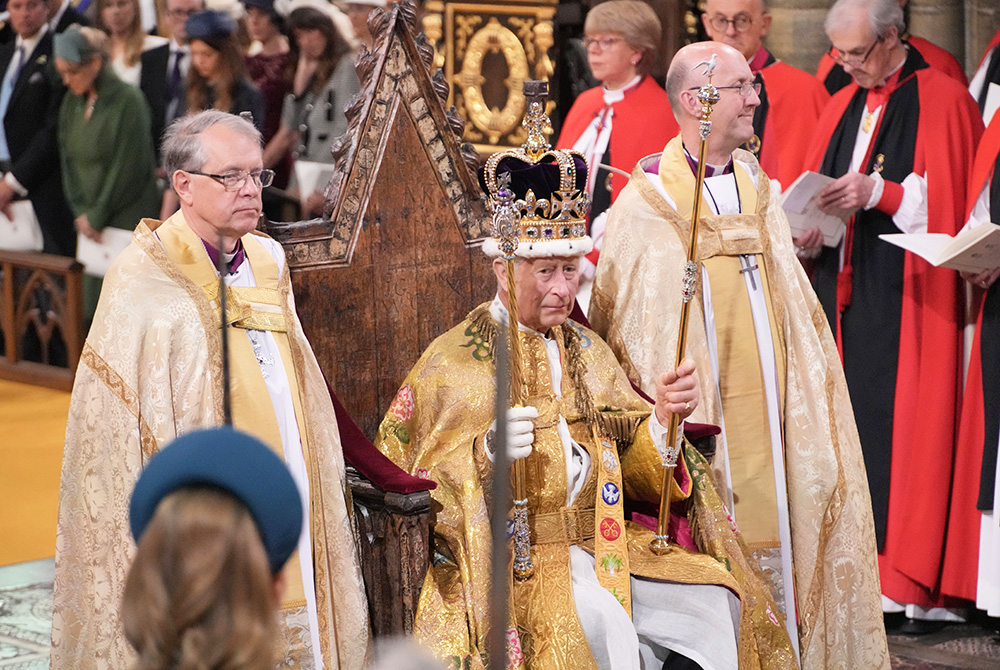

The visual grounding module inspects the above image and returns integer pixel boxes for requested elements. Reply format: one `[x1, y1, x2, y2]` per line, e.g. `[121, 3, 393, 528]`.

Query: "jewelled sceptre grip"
[650, 57, 720, 556]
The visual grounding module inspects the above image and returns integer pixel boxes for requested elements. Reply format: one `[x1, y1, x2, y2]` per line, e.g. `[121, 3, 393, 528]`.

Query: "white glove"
[485, 405, 538, 462]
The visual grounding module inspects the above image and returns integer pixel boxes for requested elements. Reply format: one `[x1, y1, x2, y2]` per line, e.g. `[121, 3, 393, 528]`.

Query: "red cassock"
[556, 75, 679, 203]
[948, 117, 1000, 601]
[816, 36, 967, 94]
[755, 58, 830, 189]
[805, 61, 984, 606]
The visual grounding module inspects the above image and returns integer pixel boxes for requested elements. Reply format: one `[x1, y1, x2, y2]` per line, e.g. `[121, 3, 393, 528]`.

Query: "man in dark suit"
[0, 0, 86, 44]
[0, 0, 74, 255]
[46, 0, 87, 34]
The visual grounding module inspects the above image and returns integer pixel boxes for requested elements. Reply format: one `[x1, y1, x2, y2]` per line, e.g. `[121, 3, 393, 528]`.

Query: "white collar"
[602, 74, 642, 105]
[15, 23, 47, 61]
[490, 295, 549, 339]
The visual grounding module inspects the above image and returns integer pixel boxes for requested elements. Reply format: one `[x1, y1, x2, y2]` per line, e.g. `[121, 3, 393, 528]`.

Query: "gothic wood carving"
[0, 251, 84, 391]
[265, 0, 494, 440]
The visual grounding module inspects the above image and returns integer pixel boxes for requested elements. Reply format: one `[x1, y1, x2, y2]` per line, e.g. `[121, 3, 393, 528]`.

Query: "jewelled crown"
[477, 81, 593, 259]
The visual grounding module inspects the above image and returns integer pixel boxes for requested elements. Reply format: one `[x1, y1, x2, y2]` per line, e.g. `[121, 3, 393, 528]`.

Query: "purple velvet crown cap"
[477, 153, 588, 200]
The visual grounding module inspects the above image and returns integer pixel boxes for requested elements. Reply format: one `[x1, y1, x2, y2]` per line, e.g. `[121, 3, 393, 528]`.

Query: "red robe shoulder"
[806, 66, 984, 604]
[557, 76, 678, 202]
[758, 60, 830, 188]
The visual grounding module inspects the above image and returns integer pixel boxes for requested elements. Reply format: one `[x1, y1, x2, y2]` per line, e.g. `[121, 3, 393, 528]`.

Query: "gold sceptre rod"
[492, 171, 534, 580]
[650, 56, 721, 556]
[494, 80, 554, 580]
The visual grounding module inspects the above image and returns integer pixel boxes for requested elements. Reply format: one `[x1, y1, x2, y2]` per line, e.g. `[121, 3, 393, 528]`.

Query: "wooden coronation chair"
[263, 0, 495, 637]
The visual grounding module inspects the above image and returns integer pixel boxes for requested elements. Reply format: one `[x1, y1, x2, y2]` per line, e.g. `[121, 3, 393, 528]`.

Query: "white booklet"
[879, 223, 1000, 273]
[780, 171, 850, 247]
[0, 200, 43, 252]
[76, 227, 134, 277]
[294, 160, 337, 199]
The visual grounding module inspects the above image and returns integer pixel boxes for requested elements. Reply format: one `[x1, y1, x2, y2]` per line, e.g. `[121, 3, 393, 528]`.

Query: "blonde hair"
[584, 0, 662, 75]
[122, 487, 281, 670]
[96, 0, 145, 67]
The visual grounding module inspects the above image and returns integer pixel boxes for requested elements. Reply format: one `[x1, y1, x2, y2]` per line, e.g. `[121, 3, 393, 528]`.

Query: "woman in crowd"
[123, 427, 303, 670]
[555, 0, 677, 310]
[53, 25, 161, 322]
[96, 0, 170, 152]
[185, 9, 264, 126]
[262, 5, 359, 217]
[243, 0, 291, 189]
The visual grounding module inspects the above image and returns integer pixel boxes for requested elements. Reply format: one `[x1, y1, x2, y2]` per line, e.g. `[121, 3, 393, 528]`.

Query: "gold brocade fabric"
[590, 139, 889, 669]
[51, 212, 370, 670]
[376, 304, 796, 670]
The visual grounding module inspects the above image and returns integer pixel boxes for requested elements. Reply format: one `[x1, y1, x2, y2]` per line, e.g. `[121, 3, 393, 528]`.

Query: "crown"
[477, 81, 593, 259]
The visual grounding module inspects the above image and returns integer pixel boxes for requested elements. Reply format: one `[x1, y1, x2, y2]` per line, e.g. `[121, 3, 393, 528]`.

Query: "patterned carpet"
[2, 557, 999, 669]
[0, 581, 50, 670]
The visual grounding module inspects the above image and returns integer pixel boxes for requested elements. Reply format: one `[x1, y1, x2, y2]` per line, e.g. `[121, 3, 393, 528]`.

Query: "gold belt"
[529, 507, 595, 545]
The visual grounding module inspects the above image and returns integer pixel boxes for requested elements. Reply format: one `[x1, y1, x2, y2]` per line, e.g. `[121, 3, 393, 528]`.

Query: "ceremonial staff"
[492, 163, 535, 582]
[217, 235, 233, 426]
[650, 56, 720, 555]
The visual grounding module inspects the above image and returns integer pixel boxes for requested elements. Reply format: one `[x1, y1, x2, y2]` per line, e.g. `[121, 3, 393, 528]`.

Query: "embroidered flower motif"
[766, 602, 780, 626]
[389, 385, 415, 421]
[600, 553, 624, 576]
[506, 628, 524, 666]
[723, 503, 740, 535]
[415, 467, 431, 480]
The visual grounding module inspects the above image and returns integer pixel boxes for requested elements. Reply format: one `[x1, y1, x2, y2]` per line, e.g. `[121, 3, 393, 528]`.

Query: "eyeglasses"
[185, 168, 275, 191]
[582, 36, 624, 51]
[168, 7, 199, 18]
[827, 36, 882, 66]
[707, 14, 754, 33]
[688, 81, 761, 98]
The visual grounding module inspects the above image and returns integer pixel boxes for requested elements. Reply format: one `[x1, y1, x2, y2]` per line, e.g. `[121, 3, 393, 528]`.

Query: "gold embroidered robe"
[377, 304, 796, 670]
[590, 139, 889, 669]
[51, 212, 370, 670]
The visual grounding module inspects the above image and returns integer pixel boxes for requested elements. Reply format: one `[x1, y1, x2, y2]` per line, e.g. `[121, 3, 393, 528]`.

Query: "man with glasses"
[701, 0, 828, 190]
[815, 0, 966, 95]
[591, 40, 889, 668]
[52, 109, 371, 670]
[801, 0, 983, 632]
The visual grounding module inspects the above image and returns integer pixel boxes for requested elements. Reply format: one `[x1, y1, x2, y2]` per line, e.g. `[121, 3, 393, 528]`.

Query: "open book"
[879, 223, 1000, 273]
[780, 171, 850, 246]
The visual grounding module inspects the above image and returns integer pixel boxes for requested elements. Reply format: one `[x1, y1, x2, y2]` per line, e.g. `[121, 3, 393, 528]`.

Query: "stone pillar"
[764, 0, 830, 75]
[965, 0, 999, 74]
[908, 0, 964, 72]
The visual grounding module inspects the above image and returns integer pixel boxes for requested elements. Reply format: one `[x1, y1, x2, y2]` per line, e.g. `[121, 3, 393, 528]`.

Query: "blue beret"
[185, 9, 237, 42]
[129, 427, 303, 575]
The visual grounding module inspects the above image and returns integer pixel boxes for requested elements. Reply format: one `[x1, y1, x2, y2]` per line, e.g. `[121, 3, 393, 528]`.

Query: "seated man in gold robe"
[377, 114, 796, 670]
[52, 110, 369, 670]
[590, 41, 888, 667]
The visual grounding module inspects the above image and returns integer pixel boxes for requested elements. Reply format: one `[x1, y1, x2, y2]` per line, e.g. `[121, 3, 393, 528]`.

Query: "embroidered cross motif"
[249, 332, 274, 378]
[739, 254, 759, 291]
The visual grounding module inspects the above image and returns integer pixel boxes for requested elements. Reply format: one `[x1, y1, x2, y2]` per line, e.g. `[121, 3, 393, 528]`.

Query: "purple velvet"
[477, 153, 589, 200]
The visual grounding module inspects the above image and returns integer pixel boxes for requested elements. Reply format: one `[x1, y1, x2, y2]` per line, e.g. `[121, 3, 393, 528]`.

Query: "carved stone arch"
[265, 0, 494, 439]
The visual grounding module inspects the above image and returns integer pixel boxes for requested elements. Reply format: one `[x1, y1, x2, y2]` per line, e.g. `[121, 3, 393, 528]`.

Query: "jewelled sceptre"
[649, 56, 721, 556]
[492, 167, 534, 581]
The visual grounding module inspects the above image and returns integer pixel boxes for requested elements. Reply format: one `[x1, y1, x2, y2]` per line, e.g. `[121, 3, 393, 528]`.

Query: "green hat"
[53, 24, 99, 65]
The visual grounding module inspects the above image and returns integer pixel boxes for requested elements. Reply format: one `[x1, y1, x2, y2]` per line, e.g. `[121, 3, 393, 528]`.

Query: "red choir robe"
[805, 48, 984, 606]
[557, 75, 678, 203]
[948, 117, 1000, 601]
[817, 36, 968, 95]
[749, 48, 830, 189]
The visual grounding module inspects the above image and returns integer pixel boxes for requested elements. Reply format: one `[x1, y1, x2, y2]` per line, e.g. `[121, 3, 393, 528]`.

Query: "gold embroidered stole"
[656, 138, 787, 549]
[155, 213, 310, 608]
